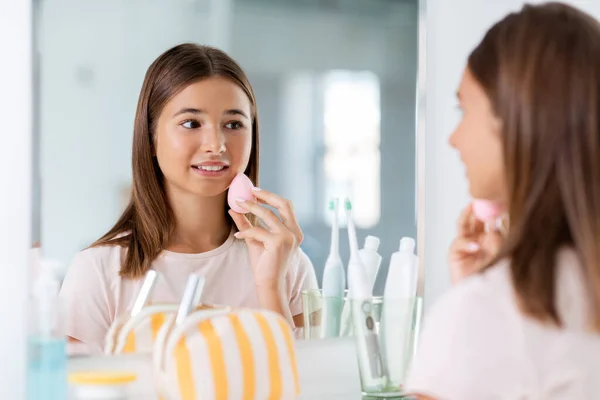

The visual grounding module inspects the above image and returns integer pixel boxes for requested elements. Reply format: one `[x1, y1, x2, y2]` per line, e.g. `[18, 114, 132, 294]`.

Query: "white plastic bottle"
[358, 235, 382, 292]
[340, 236, 382, 336]
[382, 237, 418, 388]
[27, 260, 68, 400]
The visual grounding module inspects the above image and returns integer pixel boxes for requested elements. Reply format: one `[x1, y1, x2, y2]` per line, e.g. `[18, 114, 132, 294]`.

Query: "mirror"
[35, 0, 418, 334]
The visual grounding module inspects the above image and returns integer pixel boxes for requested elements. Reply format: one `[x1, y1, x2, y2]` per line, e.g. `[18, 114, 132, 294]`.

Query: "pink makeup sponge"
[228, 174, 255, 214]
[472, 199, 502, 222]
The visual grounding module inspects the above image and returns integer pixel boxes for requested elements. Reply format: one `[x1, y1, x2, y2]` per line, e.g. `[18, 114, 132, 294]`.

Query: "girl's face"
[154, 76, 253, 198]
[450, 68, 507, 203]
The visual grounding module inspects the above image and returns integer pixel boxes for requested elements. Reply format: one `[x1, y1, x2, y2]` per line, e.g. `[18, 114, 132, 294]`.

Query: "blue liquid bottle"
[27, 260, 67, 400]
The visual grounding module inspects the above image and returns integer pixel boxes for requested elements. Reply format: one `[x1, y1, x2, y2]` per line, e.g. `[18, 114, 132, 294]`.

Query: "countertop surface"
[68, 338, 411, 399]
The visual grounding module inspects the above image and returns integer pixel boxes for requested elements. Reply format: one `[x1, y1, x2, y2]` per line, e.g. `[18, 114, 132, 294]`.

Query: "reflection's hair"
[470, 2, 600, 331]
[91, 43, 260, 278]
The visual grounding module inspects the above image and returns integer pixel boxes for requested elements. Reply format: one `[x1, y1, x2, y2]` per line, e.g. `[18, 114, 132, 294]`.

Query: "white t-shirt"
[58, 230, 318, 354]
[406, 248, 600, 399]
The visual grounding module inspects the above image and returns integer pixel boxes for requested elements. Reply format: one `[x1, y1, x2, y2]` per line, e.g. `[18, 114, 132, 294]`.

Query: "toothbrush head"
[329, 198, 338, 211]
[344, 197, 352, 211]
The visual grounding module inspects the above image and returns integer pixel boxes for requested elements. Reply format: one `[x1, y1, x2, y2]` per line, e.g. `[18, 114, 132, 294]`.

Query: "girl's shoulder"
[70, 244, 126, 281]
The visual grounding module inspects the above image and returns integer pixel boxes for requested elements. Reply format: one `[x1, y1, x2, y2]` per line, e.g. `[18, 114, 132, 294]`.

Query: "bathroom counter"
[69, 354, 363, 399]
[67, 337, 407, 399]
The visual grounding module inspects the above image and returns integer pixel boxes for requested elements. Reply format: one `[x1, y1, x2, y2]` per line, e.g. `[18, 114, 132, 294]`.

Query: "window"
[322, 70, 381, 228]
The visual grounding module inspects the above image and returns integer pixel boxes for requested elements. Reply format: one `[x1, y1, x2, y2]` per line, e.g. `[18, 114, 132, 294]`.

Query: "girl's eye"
[225, 121, 244, 130]
[181, 120, 201, 129]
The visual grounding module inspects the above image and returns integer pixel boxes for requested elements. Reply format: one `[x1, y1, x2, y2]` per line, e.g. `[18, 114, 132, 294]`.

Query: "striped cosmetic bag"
[103, 270, 222, 355]
[104, 303, 176, 355]
[104, 304, 223, 355]
[154, 308, 300, 400]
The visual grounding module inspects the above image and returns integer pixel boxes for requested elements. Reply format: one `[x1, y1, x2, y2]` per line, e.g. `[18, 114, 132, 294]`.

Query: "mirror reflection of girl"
[407, 3, 600, 399]
[59, 44, 318, 354]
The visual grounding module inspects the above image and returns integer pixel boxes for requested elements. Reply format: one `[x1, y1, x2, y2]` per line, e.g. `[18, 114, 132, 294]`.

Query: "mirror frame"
[416, 0, 427, 301]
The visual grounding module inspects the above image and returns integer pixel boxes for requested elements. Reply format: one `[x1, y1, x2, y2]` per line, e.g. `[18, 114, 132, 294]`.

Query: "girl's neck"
[166, 185, 231, 254]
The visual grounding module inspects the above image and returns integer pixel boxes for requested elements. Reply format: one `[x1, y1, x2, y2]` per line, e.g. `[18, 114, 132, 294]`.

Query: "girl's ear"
[151, 133, 157, 157]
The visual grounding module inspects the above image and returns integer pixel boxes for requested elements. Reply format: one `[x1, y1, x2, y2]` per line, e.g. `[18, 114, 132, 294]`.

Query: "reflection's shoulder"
[426, 261, 515, 331]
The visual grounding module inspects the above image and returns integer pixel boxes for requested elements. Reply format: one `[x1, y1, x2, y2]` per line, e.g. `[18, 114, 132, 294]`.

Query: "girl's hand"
[228, 188, 303, 324]
[448, 203, 506, 283]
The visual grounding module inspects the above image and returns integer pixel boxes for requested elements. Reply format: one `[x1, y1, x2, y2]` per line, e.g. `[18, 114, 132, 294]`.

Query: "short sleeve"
[58, 250, 113, 355]
[288, 248, 318, 317]
[405, 280, 524, 400]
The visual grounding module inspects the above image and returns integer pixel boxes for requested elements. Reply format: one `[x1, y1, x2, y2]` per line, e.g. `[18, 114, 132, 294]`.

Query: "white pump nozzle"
[363, 236, 380, 252]
[34, 260, 62, 298]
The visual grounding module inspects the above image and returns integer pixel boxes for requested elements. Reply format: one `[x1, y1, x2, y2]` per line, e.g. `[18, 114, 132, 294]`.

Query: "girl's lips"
[191, 165, 230, 177]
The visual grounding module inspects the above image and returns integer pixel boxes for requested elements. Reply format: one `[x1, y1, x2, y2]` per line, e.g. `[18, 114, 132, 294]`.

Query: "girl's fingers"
[234, 225, 277, 244]
[229, 210, 253, 232]
[235, 199, 285, 232]
[449, 237, 481, 260]
[458, 203, 485, 238]
[251, 188, 303, 243]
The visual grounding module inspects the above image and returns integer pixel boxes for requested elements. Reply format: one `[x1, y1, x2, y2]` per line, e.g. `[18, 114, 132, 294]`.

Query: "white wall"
[0, 0, 32, 397]
[231, 2, 415, 78]
[423, 0, 600, 308]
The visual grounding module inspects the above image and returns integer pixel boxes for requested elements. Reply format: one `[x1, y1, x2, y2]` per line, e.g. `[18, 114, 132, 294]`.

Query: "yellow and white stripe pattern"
[105, 304, 220, 355]
[103, 304, 177, 355]
[159, 309, 300, 400]
[120, 310, 168, 354]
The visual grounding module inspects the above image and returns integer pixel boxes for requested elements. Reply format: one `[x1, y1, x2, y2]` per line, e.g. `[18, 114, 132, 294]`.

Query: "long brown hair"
[469, 2, 600, 331]
[92, 43, 260, 279]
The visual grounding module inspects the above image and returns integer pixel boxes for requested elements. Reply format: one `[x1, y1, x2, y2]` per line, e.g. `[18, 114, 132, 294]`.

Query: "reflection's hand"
[228, 188, 303, 290]
[448, 203, 505, 283]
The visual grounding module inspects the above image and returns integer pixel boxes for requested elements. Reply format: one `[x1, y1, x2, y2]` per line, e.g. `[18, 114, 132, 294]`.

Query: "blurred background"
[35, 0, 418, 294]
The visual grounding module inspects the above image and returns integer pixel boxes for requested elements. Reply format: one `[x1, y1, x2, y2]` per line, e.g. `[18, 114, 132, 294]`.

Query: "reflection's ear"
[32, 242, 41, 248]
[492, 114, 502, 133]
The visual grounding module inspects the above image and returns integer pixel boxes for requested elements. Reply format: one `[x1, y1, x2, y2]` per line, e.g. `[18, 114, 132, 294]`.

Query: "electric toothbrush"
[320, 198, 345, 338]
[345, 199, 371, 299]
[345, 198, 387, 389]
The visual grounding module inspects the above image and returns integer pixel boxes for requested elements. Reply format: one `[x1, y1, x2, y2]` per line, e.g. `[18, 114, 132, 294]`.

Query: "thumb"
[449, 237, 481, 261]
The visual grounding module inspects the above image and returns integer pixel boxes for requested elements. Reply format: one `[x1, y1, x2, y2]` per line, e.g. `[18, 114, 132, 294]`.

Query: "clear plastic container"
[69, 372, 136, 400]
[301, 289, 384, 339]
[353, 296, 423, 398]
[301, 289, 423, 397]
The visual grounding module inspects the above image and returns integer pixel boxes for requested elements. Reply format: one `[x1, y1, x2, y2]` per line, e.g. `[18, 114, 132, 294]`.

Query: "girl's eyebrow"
[172, 108, 249, 119]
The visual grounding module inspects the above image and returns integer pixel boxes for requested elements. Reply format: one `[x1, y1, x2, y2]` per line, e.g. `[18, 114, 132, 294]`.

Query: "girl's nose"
[201, 125, 226, 154]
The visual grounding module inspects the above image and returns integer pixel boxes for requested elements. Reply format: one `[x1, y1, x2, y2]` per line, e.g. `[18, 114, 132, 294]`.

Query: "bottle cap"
[399, 237, 416, 253]
[69, 371, 137, 386]
[363, 235, 380, 251]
